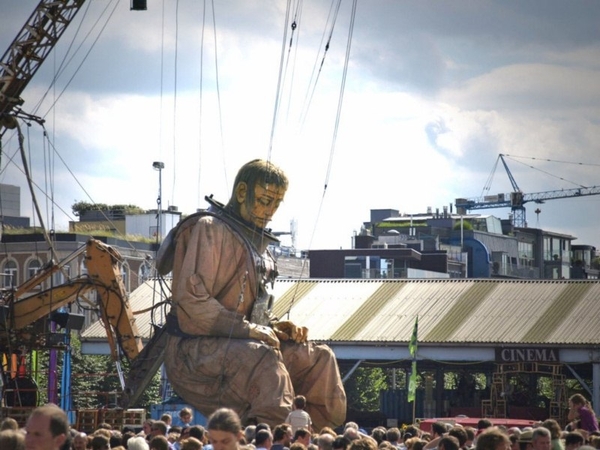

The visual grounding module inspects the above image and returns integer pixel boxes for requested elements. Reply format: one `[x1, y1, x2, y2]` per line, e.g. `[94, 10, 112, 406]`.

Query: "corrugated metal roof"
[82, 278, 600, 346]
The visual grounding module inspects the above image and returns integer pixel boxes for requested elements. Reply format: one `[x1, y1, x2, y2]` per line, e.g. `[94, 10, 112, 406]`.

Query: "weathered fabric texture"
[163, 212, 346, 429]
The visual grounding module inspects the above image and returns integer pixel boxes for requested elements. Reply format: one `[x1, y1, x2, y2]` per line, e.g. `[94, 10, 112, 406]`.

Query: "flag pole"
[408, 316, 419, 424]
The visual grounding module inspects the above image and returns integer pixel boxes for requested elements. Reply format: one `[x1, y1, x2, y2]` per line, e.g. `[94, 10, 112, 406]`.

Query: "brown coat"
[163, 214, 346, 428]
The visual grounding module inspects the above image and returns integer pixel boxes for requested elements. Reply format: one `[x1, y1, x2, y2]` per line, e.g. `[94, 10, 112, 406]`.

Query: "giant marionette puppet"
[158, 159, 346, 429]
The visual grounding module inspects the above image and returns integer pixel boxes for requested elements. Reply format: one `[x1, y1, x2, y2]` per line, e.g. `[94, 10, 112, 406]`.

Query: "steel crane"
[455, 154, 600, 228]
[0, 0, 147, 137]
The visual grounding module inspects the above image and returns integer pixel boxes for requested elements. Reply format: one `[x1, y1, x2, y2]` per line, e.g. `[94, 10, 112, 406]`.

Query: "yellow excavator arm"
[1, 238, 143, 362]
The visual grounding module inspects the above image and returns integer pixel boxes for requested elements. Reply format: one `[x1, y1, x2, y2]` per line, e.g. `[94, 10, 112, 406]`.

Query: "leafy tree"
[344, 367, 389, 411]
[453, 221, 473, 230]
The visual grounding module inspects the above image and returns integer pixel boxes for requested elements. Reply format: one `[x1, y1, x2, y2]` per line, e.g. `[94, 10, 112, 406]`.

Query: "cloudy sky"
[1, 0, 600, 251]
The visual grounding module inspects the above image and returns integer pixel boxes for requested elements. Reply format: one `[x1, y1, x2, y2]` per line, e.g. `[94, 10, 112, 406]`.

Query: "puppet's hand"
[249, 324, 280, 349]
[272, 321, 309, 343]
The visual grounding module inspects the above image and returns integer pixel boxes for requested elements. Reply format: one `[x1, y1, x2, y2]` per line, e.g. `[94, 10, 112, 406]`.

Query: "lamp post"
[153, 161, 165, 244]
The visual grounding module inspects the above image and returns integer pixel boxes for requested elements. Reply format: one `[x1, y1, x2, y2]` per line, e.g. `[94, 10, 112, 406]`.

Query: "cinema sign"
[495, 347, 560, 363]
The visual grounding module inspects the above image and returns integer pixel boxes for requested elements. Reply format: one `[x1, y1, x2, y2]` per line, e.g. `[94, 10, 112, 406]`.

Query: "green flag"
[409, 316, 418, 358]
[408, 360, 417, 403]
[408, 316, 418, 403]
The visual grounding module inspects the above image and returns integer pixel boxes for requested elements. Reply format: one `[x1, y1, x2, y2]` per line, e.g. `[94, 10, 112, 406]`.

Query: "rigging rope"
[210, 0, 229, 190]
[267, 0, 294, 161]
[503, 154, 590, 189]
[298, 0, 341, 128]
[196, 0, 208, 207]
[15, 121, 59, 264]
[171, 0, 181, 207]
[323, 0, 357, 192]
[282, 0, 358, 317]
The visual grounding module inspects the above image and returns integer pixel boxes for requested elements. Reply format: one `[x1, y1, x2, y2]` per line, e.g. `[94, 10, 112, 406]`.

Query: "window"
[53, 265, 71, 286]
[27, 259, 42, 279]
[26, 259, 43, 289]
[3, 260, 18, 288]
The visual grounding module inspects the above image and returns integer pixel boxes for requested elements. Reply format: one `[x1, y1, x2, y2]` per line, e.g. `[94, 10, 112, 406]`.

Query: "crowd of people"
[0, 393, 598, 450]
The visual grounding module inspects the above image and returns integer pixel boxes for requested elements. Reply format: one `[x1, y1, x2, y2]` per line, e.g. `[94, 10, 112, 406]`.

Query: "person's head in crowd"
[379, 442, 396, 450]
[531, 427, 551, 450]
[405, 437, 422, 450]
[382, 428, 398, 445]
[181, 437, 204, 450]
[25, 404, 70, 450]
[160, 414, 172, 427]
[291, 444, 308, 450]
[541, 420, 561, 441]
[207, 408, 244, 450]
[1, 417, 19, 431]
[478, 421, 493, 432]
[349, 437, 378, 450]
[152, 421, 168, 438]
[464, 428, 476, 447]
[371, 428, 386, 445]
[294, 428, 312, 447]
[245, 425, 257, 445]
[565, 432, 585, 450]
[438, 436, 460, 450]
[128, 435, 151, 450]
[318, 433, 335, 450]
[432, 423, 448, 439]
[255, 429, 273, 449]
[179, 408, 194, 426]
[405, 427, 421, 441]
[94, 429, 112, 439]
[189, 425, 207, 443]
[344, 428, 360, 442]
[518, 430, 533, 450]
[256, 424, 271, 434]
[110, 430, 123, 448]
[91, 434, 111, 450]
[150, 435, 170, 450]
[319, 427, 337, 439]
[475, 428, 510, 450]
[344, 423, 359, 432]
[273, 423, 293, 446]
[448, 426, 468, 449]
[72, 432, 88, 450]
[0, 429, 25, 450]
[333, 436, 351, 450]
[143, 420, 156, 437]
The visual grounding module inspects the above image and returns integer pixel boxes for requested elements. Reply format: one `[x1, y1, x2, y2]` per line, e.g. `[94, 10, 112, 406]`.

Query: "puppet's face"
[236, 181, 286, 228]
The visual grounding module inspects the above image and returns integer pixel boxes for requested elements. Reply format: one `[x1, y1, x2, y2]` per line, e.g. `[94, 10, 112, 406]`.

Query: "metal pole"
[153, 161, 165, 243]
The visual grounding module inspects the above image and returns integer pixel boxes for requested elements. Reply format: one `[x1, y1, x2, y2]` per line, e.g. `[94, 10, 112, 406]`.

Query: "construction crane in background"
[0, 0, 147, 138]
[455, 153, 600, 228]
[0, 0, 87, 137]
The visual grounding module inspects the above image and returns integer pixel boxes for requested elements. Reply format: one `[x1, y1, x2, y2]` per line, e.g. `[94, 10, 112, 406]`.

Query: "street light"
[153, 162, 165, 243]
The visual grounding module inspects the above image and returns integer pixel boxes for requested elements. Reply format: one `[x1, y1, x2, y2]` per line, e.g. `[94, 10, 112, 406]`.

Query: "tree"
[344, 367, 388, 411]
